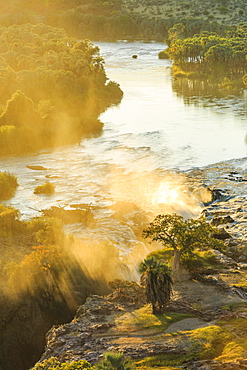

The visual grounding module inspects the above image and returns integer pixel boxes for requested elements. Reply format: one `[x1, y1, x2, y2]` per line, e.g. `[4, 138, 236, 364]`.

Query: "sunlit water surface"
[1, 42, 247, 278]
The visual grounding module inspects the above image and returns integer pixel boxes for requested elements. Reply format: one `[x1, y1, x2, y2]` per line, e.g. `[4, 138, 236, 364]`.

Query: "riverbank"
[0, 25, 123, 157]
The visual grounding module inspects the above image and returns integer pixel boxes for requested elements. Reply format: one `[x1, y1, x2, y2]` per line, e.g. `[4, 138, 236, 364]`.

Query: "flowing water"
[1, 41, 247, 278]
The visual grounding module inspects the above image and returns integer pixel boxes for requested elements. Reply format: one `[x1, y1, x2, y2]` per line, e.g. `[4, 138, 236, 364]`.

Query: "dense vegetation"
[0, 23, 123, 156]
[32, 357, 92, 370]
[0, 206, 75, 290]
[0, 204, 112, 298]
[0, 171, 18, 199]
[0, 203, 119, 370]
[0, 0, 246, 41]
[32, 352, 135, 370]
[160, 24, 247, 87]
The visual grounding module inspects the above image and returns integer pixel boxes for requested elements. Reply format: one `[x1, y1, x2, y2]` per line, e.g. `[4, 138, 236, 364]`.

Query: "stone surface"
[165, 318, 215, 333]
[37, 278, 246, 366]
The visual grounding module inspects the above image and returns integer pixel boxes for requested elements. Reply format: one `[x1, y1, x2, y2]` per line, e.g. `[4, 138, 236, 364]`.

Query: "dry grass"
[109, 304, 194, 335]
[219, 270, 247, 290]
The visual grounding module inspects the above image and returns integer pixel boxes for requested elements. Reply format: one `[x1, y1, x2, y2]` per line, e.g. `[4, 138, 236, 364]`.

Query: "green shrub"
[0, 204, 23, 237]
[31, 357, 61, 369]
[34, 182, 55, 195]
[0, 90, 43, 128]
[32, 357, 92, 369]
[25, 216, 65, 245]
[218, 6, 228, 13]
[6, 242, 79, 294]
[95, 352, 135, 370]
[26, 217, 50, 234]
[0, 171, 18, 199]
[181, 250, 219, 273]
[147, 248, 174, 264]
[34, 217, 65, 246]
[158, 50, 170, 59]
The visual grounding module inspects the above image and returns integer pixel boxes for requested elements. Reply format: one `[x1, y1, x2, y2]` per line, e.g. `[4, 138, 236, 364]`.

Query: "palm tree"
[139, 257, 172, 314]
[95, 352, 135, 370]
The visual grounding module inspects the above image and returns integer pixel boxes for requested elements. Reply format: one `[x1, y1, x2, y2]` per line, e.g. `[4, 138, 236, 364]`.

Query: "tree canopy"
[0, 0, 246, 42]
[0, 23, 123, 156]
[163, 25, 247, 85]
[142, 213, 224, 279]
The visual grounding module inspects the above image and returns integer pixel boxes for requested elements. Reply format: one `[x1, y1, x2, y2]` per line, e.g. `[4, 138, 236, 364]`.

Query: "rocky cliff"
[32, 163, 247, 370]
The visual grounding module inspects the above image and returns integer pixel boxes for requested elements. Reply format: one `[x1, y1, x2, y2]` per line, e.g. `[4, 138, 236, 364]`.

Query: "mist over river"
[1, 42, 247, 278]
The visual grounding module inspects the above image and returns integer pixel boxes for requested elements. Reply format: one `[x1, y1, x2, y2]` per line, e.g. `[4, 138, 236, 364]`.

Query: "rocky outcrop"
[187, 165, 247, 263]
[41, 205, 94, 224]
[35, 274, 247, 368]
[38, 294, 191, 364]
[0, 260, 107, 370]
[0, 292, 75, 370]
[40, 295, 129, 363]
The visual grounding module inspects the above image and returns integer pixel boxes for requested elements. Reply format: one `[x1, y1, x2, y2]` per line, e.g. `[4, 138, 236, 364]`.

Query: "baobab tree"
[142, 213, 224, 280]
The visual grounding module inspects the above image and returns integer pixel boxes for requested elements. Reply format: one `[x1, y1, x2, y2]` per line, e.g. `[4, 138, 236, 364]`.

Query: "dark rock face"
[211, 227, 232, 240]
[0, 292, 76, 370]
[0, 245, 106, 370]
[40, 295, 122, 364]
[186, 165, 247, 262]
[210, 215, 235, 226]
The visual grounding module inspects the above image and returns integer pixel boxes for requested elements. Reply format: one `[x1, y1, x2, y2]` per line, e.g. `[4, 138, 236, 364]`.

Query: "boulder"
[41, 206, 94, 224]
[210, 215, 235, 226]
[211, 227, 232, 240]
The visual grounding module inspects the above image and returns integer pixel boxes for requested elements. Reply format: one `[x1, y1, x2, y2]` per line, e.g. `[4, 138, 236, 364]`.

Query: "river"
[1, 41, 247, 278]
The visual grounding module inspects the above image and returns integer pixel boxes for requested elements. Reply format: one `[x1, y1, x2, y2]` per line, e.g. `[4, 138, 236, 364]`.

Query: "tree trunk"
[172, 249, 182, 281]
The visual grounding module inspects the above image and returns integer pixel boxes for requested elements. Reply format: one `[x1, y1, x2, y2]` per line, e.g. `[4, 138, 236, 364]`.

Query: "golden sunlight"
[152, 182, 180, 206]
[151, 180, 202, 218]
